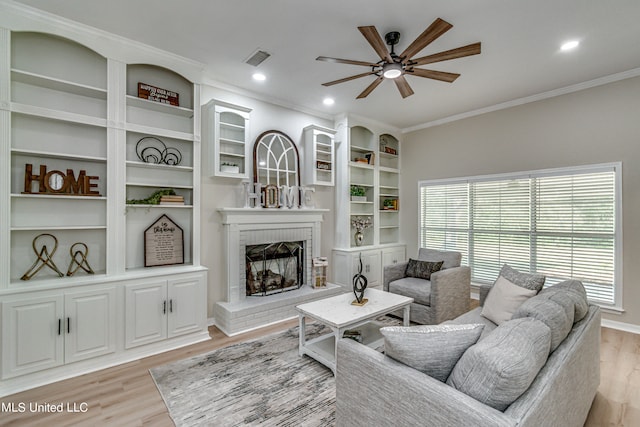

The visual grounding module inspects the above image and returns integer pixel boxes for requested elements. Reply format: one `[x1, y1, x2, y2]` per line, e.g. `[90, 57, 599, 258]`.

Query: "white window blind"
[419, 163, 620, 306]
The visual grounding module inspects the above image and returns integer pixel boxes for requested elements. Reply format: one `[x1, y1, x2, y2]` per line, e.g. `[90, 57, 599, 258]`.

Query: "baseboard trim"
[601, 319, 640, 335]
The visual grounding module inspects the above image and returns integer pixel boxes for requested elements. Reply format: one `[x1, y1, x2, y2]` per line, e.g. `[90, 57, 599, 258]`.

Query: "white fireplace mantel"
[217, 207, 329, 225]
[217, 207, 329, 304]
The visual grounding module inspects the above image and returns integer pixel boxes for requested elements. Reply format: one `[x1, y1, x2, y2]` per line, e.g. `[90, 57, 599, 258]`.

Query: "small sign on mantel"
[144, 214, 184, 267]
[138, 82, 179, 106]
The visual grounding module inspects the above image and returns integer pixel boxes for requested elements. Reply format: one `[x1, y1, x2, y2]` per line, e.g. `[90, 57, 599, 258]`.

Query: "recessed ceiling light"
[323, 97, 335, 106]
[560, 40, 580, 51]
[252, 73, 266, 81]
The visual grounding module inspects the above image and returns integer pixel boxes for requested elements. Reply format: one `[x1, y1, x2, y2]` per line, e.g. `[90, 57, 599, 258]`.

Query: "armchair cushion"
[381, 323, 484, 382]
[405, 259, 443, 280]
[388, 278, 431, 305]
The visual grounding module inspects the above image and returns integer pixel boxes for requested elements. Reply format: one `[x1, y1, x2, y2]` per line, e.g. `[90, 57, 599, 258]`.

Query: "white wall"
[199, 85, 336, 317]
[401, 76, 640, 326]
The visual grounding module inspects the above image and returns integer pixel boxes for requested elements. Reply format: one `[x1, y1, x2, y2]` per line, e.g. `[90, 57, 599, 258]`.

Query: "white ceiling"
[12, 0, 640, 130]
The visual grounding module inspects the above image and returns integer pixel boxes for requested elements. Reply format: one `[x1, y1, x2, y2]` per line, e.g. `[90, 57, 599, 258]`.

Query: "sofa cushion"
[444, 307, 497, 340]
[511, 295, 574, 351]
[539, 280, 589, 322]
[498, 264, 546, 292]
[417, 248, 461, 269]
[405, 259, 443, 280]
[481, 275, 537, 325]
[380, 324, 484, 382]
[447, 317, 551, 411]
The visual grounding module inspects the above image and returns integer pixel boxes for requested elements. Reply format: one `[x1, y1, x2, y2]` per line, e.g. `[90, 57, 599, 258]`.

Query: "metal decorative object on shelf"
[136, 136, 182, 166]
[66, 242, 95, 276]
[21, 233, 64, 280]
[351, 216, 372, 246]
[351, 253, 368, 306]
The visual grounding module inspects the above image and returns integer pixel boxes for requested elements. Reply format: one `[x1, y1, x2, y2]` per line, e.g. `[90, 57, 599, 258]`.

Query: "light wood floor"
[0, 319, 638, 426]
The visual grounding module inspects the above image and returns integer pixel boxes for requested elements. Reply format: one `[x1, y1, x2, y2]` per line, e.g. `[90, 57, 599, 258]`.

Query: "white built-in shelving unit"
[0, 28, 207, 397]
[332, 115, 405, 289]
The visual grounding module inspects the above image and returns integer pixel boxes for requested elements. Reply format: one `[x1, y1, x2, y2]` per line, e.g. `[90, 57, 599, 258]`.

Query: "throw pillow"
[405, 259, 443, 280]
[380, 324, 484, 382]
[481, 275, 537, 324]
[446, 317, 552, 411]
[511, 295, 574, 352]
[498, 264, 546, 292]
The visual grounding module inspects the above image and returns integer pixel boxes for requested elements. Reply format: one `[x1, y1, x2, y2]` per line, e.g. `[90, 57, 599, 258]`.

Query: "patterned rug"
[150, 318, 400, 426]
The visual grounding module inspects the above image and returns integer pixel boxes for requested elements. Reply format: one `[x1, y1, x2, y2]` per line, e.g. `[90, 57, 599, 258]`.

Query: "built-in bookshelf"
[0, 29, 207, 396]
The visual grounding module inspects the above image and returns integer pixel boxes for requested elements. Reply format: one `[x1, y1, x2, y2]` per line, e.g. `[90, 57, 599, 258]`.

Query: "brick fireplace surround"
[214, 208, 342, 335]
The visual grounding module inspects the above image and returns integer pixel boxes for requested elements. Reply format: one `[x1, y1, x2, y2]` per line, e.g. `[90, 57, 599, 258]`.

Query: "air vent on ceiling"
[245, 49, 271, 67]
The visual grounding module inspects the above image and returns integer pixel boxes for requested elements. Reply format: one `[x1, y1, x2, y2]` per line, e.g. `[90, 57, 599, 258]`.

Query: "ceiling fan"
[316, 18, 481, 99]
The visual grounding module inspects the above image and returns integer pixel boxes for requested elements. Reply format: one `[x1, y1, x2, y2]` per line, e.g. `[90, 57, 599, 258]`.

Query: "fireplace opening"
[246, 241, 304, 296]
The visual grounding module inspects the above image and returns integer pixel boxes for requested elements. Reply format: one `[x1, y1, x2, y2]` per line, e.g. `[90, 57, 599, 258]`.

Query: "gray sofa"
[383, 248, 470, 324]
[336, 281, 601, 427]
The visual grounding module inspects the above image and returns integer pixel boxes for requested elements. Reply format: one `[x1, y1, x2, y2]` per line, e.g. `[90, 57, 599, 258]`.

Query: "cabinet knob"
[163, 300, 167, 314]
[67, 317, 70, 334]
[58, 318, 61, 335]
[169, 299, 173, 313]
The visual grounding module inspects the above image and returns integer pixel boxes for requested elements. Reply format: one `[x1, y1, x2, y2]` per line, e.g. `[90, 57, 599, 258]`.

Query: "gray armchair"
[383, 248, 471, 324]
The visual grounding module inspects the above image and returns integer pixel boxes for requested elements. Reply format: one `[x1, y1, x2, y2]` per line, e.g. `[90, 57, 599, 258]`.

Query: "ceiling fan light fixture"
[382, 62, 403, 79]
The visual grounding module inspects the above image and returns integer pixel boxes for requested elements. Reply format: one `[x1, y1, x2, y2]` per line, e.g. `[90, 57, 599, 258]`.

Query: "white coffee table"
[296, 288, 413, 375]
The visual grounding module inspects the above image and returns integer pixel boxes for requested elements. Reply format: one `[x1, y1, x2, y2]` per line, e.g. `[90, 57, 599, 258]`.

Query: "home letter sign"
[23, 164, 101, 196]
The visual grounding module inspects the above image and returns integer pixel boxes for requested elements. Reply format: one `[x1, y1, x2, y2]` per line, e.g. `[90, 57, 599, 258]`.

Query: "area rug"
[150, 318, 400, 426]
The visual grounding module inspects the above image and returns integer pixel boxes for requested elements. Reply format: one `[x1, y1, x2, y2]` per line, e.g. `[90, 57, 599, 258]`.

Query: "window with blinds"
[419, 163, 621, 307]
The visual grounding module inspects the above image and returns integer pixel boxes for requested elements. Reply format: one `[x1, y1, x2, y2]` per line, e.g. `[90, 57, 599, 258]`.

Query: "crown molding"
[402, 67, 640, 134]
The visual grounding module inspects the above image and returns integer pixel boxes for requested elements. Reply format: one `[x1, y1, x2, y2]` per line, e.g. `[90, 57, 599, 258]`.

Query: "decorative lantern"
[312, 257, 328, 288]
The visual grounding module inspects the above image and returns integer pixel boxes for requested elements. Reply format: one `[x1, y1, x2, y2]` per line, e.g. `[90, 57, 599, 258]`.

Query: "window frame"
[418, 162, 623, 311]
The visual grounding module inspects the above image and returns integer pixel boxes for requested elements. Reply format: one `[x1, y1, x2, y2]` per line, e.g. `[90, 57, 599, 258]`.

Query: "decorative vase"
[354, 231, 364, 246]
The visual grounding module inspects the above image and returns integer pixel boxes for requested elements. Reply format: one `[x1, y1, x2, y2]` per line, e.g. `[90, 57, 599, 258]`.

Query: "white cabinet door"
[382, 246, 406, 267]
[352, 250, 381, 289]
[1, 295, 64, 379]
[125, 280, 167, 349]
[64, 287, 116, 363]
[167, 275, 206, 338]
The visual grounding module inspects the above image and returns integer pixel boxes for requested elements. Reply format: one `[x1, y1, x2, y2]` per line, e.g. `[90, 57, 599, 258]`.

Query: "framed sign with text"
[144, 214, 184, 267]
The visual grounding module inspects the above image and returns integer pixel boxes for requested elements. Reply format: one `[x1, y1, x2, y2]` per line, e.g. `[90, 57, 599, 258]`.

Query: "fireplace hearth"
[246, 241, 304, 296]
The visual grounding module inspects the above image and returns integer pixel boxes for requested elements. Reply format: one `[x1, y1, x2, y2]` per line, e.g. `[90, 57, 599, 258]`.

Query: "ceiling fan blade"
[316, 56, 379, 67]
[356, 76, 384, 99]
[410, 42, 481, 66]
[407, 68, 460, 83]
[399, 18, 453, 61]
[322, 71, 376, 86]
[394, 76, 415, 98]
[358, 26, 393, 62]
